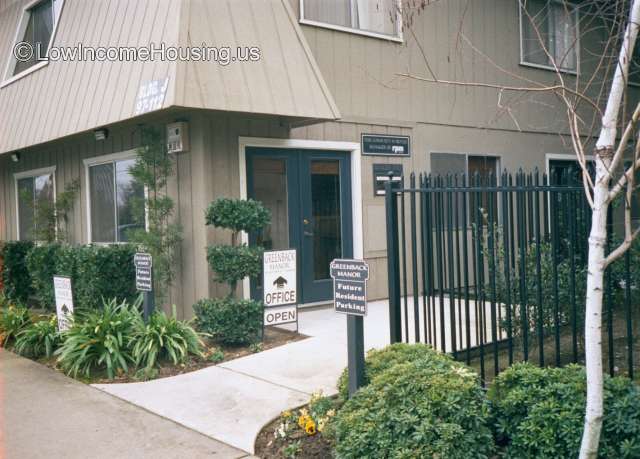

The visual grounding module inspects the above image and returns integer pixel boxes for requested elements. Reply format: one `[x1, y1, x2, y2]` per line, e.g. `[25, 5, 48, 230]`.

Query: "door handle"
[303, 218, 310, 225]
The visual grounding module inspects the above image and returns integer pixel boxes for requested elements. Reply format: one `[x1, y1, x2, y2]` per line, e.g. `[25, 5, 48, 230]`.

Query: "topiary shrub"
[205, 197, 270, 296]
[332, 356, 494, 459]
[193, 298, 263, 345]
[205, 198, 271, 235]
[488, 363, 640, 459]
[26, 243, 65, 310]
[2, 241, 34, 304]
[336, 342, 456, 400]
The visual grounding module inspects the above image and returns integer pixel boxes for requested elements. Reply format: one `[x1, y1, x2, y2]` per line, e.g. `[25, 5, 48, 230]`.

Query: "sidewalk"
[94, 300, 393, 454]
[0, 349, 250, 459]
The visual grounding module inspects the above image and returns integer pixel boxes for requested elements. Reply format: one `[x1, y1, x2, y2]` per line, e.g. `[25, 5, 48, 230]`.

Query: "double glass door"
[247, 148, 353, 304]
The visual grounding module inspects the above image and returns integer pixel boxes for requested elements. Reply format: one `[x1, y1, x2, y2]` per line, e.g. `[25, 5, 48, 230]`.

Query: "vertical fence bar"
[385, 180, 402, 344]
[410, 174, 420, 343]
[446, 175, 458, 357]
[488, 172, 499, 376]
[401, 190, 409, 343]
[454, 175, 463, 352]
[436, 177, 446, 352]
[517, 171, 529, 362]
[462, 174, 471, 364]
[550, 185, 561, 367]
[474, 172, 486, 381]
[420, 175, 428, 345]
[534, 170, 544, 366]
[569, 190, 578, 363]
[502, 171, 514, 365]
[426, 176, 435, 346]
[625, 249, 634, 379]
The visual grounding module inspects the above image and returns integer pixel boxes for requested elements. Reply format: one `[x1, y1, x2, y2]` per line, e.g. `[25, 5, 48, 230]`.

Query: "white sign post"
[263, 249, 298, 327]
[53, 276, 74, 331]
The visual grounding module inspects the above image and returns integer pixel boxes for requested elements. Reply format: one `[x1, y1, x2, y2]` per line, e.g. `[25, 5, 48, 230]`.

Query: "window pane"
[115, 159, 144, 242]
[311, 160, 342, 281]
[468, 156, 499, 226]
[355, 0, 397, 36]
[251, 158, 289, 251]
[14, 0, 53, 75]
[551, 2, 577, 70]
[34, 173, 55, 239]
[522, 0, 552, 66]
[304, 0, 352, 28]
[17, 178, 35, 240]
[90, 163, 116, 242]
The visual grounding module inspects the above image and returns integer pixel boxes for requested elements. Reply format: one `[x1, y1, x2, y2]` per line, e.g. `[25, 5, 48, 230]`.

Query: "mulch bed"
[255, 411, 333, 459]
[36, 327, 307, 384]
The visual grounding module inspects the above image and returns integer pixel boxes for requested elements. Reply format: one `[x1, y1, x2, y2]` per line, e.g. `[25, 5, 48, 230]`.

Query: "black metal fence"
[384, 170, 638, 383]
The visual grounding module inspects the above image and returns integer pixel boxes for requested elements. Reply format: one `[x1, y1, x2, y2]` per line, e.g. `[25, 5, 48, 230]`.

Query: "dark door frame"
[245, 146, 354, 305]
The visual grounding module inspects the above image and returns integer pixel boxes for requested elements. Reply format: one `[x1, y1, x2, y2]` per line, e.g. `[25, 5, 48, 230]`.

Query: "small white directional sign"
[263, 249, 297, 307]
[134, 252, 153, 292]
[53, 276, 74, 331]
[330, 259, 369, 316]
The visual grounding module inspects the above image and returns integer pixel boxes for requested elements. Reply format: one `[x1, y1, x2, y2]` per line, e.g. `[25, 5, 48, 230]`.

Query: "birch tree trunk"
[579, 2, 640, 457]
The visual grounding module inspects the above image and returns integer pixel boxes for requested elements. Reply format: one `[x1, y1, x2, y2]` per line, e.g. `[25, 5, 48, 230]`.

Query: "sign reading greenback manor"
[330, 259, 369, 316]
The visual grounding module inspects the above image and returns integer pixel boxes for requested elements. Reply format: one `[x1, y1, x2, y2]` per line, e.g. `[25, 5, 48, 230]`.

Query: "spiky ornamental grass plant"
[14, 315, 60, 358]
[132, 307, 204, 369]
[0, 305, 32, 347]
[55, 297, 141, 379]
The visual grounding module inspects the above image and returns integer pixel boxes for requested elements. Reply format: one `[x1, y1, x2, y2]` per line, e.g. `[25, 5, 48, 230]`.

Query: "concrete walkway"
[0, 349, 250, 459]
[93, 297, 496, 454]
[94, 300, 393, 454]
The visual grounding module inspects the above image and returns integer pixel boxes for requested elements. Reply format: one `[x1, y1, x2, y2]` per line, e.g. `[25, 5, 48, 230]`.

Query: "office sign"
[330, 259, 369, 316]
[53, 276, 74, 331]
[263, 249, 297, 307]
[134, 253, 153, 292]
[264, 305, 298, 326]
[362, 134, 410, 156]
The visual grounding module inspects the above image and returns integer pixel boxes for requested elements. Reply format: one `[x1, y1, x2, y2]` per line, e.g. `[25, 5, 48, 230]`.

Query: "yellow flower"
[305, 419, 317, 436]
[326, 409, 336, 418]
[282, 410, 292, 418]
[298, 414, 310, 428]
[317, 419, 326, 433]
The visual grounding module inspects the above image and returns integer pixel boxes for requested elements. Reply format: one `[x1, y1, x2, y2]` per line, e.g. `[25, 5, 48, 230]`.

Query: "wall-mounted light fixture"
[10, 152, 21, 163]
[94, 128, 109, 141]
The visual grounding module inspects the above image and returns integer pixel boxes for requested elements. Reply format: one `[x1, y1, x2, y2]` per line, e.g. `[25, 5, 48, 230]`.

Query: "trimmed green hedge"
[488, 363, 640, 458]
[193, 298, 263, 345]
[2, 241, 34, 304]
[2, 242, 137, 311]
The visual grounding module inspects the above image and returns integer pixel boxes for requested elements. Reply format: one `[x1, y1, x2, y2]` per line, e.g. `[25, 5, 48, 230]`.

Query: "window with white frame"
[87, 157, 144, 243]
[301, 0, 401, 40]
[15, 168, 55, 241]
[5, 0, 64, 79]
[520, 0, 579, 73]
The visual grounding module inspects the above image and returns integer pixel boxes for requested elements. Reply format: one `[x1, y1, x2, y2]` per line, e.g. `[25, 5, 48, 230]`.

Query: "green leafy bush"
[193, 298, 262, 345]
[206, 245, 263, 291]
[488, 363, 640, 459]
[132, 310, 204, 369]
[205, 198, 271, 234]
[2, 241, 34, 304]
[336, 342, 456, 400]
[0, 305, 32, 347]
[55, 298, 140, 379]
[73, 245, 137, 310]
[26, 244, 65, 310]
[14, 315, 60, 358]
[332, 356, 494, 459]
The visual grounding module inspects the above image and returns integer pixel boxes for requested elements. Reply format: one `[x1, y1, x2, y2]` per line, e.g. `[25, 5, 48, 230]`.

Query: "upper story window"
[300, 0, 402, 42]
[3, 0, 64, 85]
[520, 0, 579, 73]
[86, 155, 145, 243]
[15, 167, 56, 241]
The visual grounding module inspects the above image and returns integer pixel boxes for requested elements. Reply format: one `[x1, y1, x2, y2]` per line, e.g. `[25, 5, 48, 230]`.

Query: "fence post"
[385, 178, 402, 344]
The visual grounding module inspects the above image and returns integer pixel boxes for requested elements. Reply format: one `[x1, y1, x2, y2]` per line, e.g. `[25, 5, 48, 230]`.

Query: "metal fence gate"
[384, 170, 638, 382]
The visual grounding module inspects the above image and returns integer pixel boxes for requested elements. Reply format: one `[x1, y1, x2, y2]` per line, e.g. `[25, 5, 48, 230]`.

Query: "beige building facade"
[0, 0, 626, 316]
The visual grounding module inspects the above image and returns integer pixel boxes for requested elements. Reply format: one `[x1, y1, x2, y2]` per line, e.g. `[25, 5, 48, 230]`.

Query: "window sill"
[519, 60, 578, 76]
[299, 18, 403, 43]
[0, 60, 48, 89]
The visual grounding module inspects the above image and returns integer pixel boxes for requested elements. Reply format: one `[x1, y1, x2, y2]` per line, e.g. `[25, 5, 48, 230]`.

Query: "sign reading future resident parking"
[263, 249, 298, 326]
[330, 259, 369, 316]
[361, 134, 411, 156]
[53, 276, 74, 331]
[134, 253, 153, 292]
